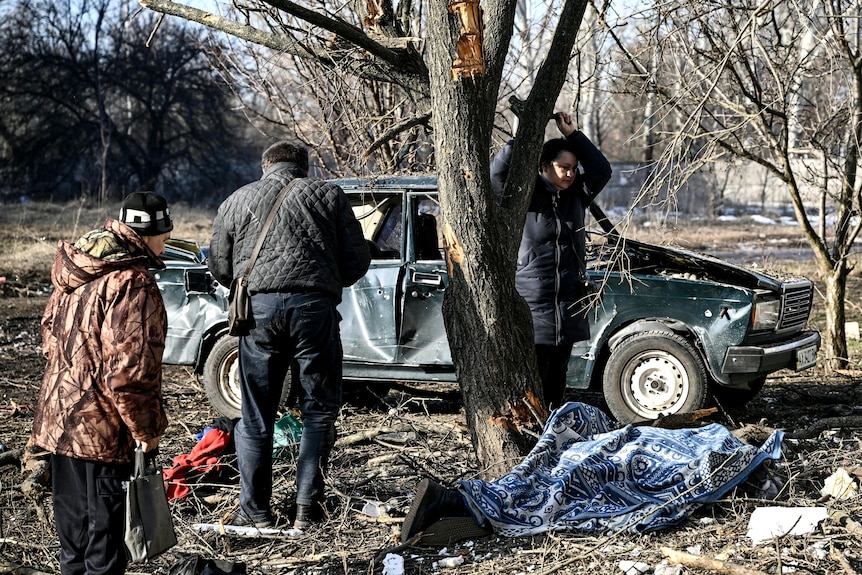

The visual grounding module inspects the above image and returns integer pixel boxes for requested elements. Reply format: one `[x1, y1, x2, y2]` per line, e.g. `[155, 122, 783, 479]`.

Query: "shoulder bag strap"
[241, 178, 301, 281]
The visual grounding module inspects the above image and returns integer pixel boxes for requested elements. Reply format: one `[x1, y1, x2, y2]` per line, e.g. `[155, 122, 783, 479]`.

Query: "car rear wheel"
[603, 331, 709, 423]
[202, 335, 290, 419]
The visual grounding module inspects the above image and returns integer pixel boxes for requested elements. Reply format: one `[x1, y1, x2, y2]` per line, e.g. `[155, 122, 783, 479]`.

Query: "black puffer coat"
[208, 162, 371, 299]
[491, 131, 612, 346]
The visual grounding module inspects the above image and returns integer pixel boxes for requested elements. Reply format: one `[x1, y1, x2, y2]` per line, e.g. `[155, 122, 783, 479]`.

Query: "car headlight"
[751, 297, 780, 331]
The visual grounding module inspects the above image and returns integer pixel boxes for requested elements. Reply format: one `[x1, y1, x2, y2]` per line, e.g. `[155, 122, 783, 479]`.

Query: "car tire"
[202, 335, 290, 420]
[603, 331, 709, 423]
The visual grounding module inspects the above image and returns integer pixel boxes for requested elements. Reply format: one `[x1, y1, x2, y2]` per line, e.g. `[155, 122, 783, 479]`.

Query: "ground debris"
[1, 297, 861, 574]
[661, 546, 769, 575]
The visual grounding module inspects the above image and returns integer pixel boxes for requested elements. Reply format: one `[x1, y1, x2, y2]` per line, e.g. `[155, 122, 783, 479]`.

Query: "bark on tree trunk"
[422, 0, 591, 477]
[423, 0, 550, 478]
[822, 261, 849, 373]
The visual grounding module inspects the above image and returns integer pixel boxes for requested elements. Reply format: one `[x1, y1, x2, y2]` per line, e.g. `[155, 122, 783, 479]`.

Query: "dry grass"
[0, 200, 214, 293]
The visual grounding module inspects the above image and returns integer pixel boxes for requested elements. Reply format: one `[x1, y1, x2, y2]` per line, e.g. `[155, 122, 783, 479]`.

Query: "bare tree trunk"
[425, 0, 591, 476]
[822, 254, 849, 373]
[424, 0, 540, 477]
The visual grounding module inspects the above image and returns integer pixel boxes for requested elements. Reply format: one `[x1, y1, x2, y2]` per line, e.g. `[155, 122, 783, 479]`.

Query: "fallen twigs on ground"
[661, 547, 770, 575]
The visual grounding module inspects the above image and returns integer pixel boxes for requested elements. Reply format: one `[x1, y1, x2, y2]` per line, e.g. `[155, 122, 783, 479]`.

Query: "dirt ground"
[3, 298, 862, 575]
[1, 207, 861, 574]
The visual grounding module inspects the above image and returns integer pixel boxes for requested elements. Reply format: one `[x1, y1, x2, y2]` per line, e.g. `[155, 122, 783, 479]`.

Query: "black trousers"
[535, 343, 575, 410]
[51, 454, 132, 575]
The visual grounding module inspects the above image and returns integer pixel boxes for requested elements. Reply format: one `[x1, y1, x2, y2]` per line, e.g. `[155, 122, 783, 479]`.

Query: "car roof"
[331, 175, 438, 192]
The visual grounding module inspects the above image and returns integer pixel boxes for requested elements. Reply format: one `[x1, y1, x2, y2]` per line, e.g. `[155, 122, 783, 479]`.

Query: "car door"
[397, 193, 451, 366]
[339, 191, 404, 365]
[155, 244, 225, 366]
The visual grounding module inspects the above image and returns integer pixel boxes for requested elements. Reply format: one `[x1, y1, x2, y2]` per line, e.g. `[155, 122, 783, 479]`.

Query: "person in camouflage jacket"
[30, 192, 172, 575]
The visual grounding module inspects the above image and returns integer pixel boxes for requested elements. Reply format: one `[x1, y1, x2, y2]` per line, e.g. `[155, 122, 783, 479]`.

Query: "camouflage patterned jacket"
[30, 219, 169, 464]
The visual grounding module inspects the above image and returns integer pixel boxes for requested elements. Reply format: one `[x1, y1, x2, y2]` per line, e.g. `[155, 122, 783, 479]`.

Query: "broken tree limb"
[661, 547, 769, 575]
[0, 559, 54, 575]
[335, 425, 412, 448]
[0, 448, 22, 468]
[784, 416, 862, 440]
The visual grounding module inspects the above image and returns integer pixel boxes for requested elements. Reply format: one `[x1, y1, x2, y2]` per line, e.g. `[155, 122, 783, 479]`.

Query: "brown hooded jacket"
[30, 219, 169, 464]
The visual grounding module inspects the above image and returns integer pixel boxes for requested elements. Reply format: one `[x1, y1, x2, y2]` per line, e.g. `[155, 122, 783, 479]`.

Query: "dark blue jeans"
[235, 292, 343, 521]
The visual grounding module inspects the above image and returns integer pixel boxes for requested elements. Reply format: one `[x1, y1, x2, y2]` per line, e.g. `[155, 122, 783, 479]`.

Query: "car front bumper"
[721, 330, 821, 374]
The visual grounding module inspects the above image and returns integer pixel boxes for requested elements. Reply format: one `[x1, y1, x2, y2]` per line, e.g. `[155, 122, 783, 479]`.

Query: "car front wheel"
[603, 331, 709, 424]
[202, 335, 291, 419]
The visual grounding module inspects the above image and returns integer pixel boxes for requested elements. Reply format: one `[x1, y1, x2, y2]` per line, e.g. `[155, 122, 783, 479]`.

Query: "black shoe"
[292, 500, 326, 530]
[220, 505, 277, 529]
[418, 516, 492, 546]
[400, 479, 471, 542]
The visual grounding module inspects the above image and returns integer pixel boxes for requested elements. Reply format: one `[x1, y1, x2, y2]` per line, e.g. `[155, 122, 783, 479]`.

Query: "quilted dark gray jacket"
[208, 162, 371, 299]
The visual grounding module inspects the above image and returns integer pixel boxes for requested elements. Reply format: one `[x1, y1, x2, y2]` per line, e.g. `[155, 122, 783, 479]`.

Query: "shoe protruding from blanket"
[418, 516, 492, 546]
[401, 478, 490, 545]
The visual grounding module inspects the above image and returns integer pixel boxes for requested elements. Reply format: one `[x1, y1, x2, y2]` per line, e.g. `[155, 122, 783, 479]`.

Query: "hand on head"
[554, 112, 576, 137]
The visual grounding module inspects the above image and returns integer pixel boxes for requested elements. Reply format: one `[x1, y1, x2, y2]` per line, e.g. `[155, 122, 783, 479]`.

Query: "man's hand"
[137, 436, 161, 454]
[554, 112, 577, 137]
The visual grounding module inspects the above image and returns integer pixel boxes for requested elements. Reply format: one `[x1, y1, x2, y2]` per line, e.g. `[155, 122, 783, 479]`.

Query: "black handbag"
[124, 447, 178, 563]
[227, 180, 300, 337]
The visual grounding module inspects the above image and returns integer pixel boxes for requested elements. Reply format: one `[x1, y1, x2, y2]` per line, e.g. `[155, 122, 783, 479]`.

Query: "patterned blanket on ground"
[459, 402, 783, 536]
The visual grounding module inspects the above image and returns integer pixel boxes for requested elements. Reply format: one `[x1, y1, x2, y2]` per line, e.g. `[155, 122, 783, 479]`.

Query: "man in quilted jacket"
[209, 141, 370, 530]
[30, 192, 172, 574]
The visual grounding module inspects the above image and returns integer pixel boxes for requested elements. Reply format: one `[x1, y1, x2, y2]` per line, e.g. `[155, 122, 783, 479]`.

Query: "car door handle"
[412, 272, 444, 288]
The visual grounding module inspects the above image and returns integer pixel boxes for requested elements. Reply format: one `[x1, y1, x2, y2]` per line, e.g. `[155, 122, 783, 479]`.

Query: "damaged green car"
[156, 176, 820, 423]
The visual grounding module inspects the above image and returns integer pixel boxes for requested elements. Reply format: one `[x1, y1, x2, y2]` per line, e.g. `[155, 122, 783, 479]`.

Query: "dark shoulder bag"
[228, 180, 299, 336]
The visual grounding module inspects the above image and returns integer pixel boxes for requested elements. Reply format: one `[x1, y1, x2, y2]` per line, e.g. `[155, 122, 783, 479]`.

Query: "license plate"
[795, 345, 817, 370]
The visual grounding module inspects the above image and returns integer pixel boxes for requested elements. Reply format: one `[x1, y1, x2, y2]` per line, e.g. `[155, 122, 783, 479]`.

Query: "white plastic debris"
[434, 556, 465, 569]
[382, 553, 405, 575]
[654, 561, 683, 575]
[618, 560, 650, 575]
[746, 507, 829, 544]
[360, 500, 387, 518]
[191, 523, 302, 537]
[821, 468, 859, 500]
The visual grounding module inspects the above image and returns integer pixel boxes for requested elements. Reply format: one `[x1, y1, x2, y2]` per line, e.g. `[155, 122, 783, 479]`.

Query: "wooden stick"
[829, 545, 859, 575]
[0, 559, 54, 575]
[335, 425, 412, 448]
[661, 547, 769, 575]
[0, 449, 22, 467]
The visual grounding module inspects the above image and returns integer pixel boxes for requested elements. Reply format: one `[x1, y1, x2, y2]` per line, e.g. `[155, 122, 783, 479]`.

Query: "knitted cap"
[119, 192, 173, 236]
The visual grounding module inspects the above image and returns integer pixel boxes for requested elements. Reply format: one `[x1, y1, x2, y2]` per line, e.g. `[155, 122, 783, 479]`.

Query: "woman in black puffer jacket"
[491, 112, 612, 409]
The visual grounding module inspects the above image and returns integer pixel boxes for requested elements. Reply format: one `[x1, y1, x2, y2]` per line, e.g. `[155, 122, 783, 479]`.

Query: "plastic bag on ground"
[273, 411, 302, 459]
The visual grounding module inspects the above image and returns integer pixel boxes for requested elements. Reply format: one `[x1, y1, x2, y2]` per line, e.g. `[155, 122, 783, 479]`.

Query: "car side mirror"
[185, 269, 216, 295]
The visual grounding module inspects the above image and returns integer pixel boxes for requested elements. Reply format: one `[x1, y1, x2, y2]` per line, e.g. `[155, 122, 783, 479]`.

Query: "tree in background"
[180, 0, 625, 177]
[610, 0, 860, 370]
[208, 42, 435, 176]
[0, 0, 262, 204]
[142, 0, 599, 473]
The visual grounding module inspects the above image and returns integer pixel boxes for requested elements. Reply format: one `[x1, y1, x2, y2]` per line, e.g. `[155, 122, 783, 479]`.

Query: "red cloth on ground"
[163, 428, 231, 501]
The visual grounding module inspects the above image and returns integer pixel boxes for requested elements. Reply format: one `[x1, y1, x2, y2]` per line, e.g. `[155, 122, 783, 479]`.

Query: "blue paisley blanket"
[459, 402, 783, 536]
